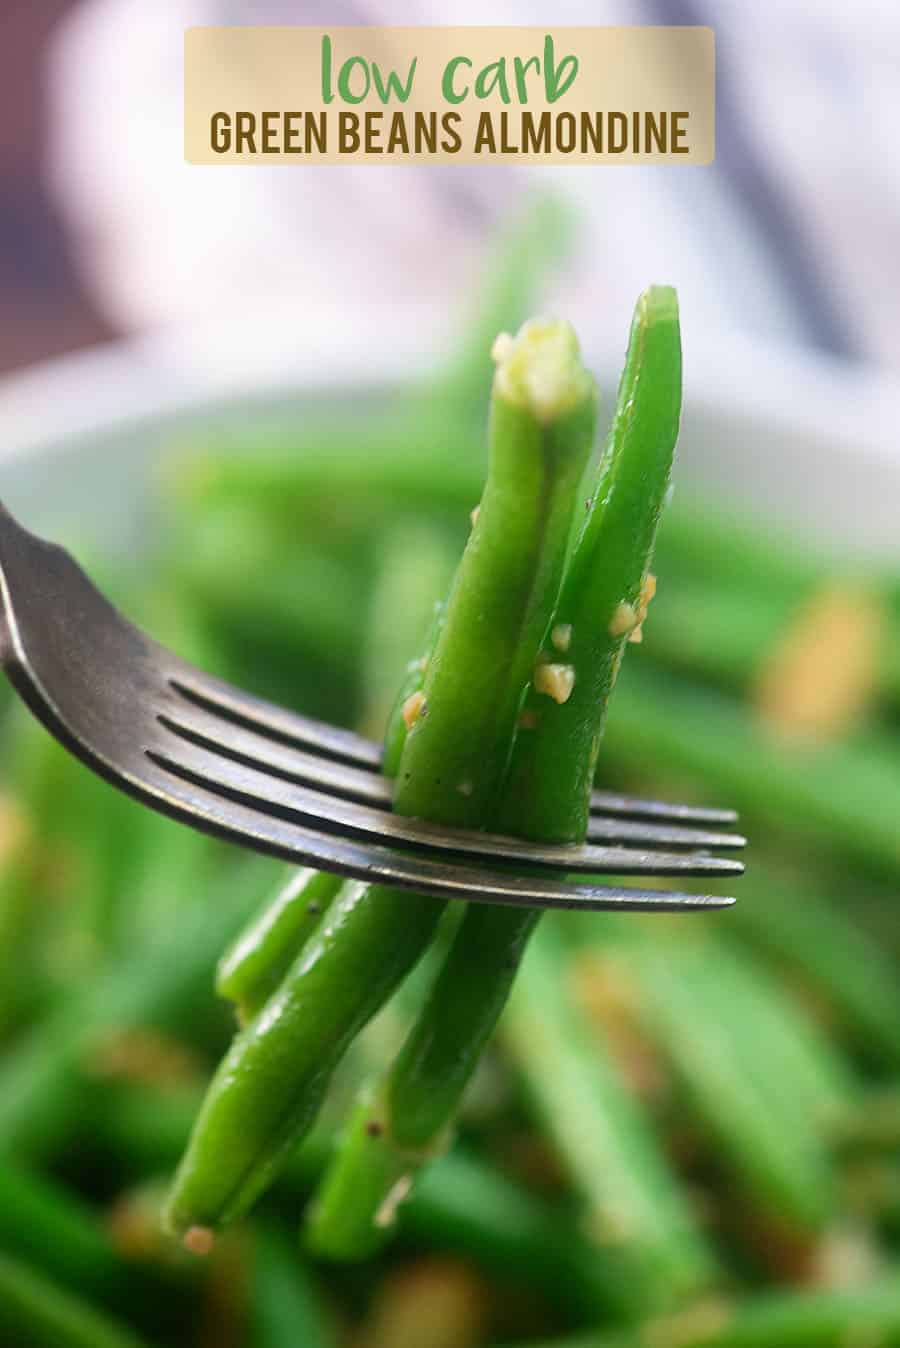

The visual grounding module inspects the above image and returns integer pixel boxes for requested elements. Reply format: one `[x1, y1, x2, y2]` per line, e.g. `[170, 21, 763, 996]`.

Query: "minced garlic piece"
[401, 690, 427, 730]
[492, 319, 593, 424]
[469, 504, 480, 529]
[375, 1175, 414, 1229]
[609, 602, 638, 638]
[609, 574, 658, 644]
[628, 572, 658, 644]
[533, 662, 575, 704]
[184, 1226, 215, 1257]
[551, 622, 572, 652]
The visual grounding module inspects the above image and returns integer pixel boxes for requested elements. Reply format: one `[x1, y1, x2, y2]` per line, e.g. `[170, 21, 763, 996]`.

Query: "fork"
[0, 503, 743, 913]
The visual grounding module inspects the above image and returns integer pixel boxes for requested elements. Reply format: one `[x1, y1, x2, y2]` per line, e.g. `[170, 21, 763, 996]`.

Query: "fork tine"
[170, 672, 738, 826]
[0, 503, 741, 911]
[169, 673, 384, 769]
[588, 789, 737, 825]
[157, 701, 745, 852]
[134, 755, 737, 910]
[147, 731, 744, 878]
[158, 701, 391, 807]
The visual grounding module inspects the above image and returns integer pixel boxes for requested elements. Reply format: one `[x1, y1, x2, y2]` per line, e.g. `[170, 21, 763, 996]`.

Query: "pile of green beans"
[1, 201, 899, 1346]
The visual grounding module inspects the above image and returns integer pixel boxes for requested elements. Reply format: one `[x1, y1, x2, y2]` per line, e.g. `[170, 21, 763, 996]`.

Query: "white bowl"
[1, 316, 898, 561]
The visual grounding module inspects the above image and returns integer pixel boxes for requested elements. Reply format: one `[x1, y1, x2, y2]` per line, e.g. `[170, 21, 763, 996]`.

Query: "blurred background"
[0, 5, 899, 1348]
[4, 1, 900, 372]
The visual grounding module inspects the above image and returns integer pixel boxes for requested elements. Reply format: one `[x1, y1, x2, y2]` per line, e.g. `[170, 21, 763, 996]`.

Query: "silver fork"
[0, 503, 743, 913]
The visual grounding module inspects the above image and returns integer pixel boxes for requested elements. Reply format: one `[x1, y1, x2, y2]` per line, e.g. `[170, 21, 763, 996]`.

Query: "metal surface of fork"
[0, 504, 744, 912]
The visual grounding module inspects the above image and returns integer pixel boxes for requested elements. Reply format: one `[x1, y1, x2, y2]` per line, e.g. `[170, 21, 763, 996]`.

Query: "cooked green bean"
[0, 854, 280, 1162]
[394, 318, 597, 827]
[501, 286, 682, 844]
[399, 1146, 638, 1323]
[172, 506, 368, 687]
[90, 1081, 637, 1323]
[251, 1228, 337, 1348]
[0, 1252, 149, 1348]
[306, 293, 682, 1267]
[641, 572, 891, 735]
[502, 921, 718, 1312]
[725, 866, 900, 1068]
[639, 577, 792, 691]
[166, 318, 596, 1241]
[165, 879, 444, 1237]
[653, 495, 824, 598]
[502, 1273, 900, 1348]
[0, 1162, 146, 1308]
[216, 868, 343, 1024]
[305, 906, 541, 1263]
[611, 924, 839, 1233]
[306, 316, 601, 1251]
[6, 212, 900, 1348]
[601, 662, 900, 880]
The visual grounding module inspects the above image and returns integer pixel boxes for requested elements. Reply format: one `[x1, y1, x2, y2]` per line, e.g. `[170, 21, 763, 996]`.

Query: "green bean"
[501, 286, 682, 844]
[305, 320, 599, 1254]
[119, 812, 220, 957]
[85, 1082, 208, 1178]
[0, 1162, 146, 1308]
[89, 1082, 636, 1323]
[724, 867, 900, 1068]
[501, 1273, 900, 1347]
[163, 561, 452, 1226]
[653, 495, 825, 598]
[609, 924, 840, 1233]
[399, 1146, 638, 1324]
[305, 296, 684, 1266]
[251, 1228, 337, 1348]
[641, 572, 891, 733]
[652, 505, 900, 707]
[702, 936, 856, 1126]
[0, 853, 280, 1162]
[574, 910, 856, 1128]
[167, 319, 596, 1240]
[639, 577, 792, 691]
[164, 879, 444, 1237]
[394, 318, 597, 827]
[172, 425, 483, 531]
[649, 921, 853, 1127]
[171, 505, 369, 681]
[502, 921, 718, 1313]
[0, 1251, 149, 1348]
[216, 868, 343, 1024]
[305, 907, 540, 1263]
[382, 600, 445, 776]
[5, 715, 151, 977]
[601, 661, 900, 881]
